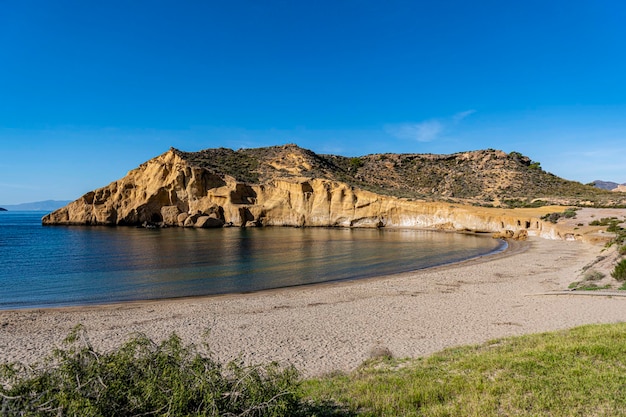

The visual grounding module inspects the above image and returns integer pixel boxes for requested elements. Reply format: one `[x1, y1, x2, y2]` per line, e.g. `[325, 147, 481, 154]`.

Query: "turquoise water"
[0, 211, 505, 310]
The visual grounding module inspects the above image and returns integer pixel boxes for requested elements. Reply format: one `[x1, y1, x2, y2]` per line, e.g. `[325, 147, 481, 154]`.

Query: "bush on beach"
[540, 208, 577, 223]
[0, 325, 300, 417]
[613, 259, 626, 281]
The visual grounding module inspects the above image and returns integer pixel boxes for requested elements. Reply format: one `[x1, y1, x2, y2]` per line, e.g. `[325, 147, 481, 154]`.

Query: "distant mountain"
[1, 200, 72, 211]
[591, 180, 626, 192]
[592, 180, 619, 190]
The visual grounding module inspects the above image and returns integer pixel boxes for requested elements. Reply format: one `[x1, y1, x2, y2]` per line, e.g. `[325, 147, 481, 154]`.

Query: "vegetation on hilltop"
[174, 144, 625, 207]
[174, 148, 261, 184]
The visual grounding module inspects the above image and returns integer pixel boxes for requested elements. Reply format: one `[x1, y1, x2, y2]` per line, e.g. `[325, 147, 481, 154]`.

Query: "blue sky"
[1, 1, 625, 205]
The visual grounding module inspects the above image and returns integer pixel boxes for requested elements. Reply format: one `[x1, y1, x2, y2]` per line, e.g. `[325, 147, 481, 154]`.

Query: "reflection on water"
[0, 212, 505, 309]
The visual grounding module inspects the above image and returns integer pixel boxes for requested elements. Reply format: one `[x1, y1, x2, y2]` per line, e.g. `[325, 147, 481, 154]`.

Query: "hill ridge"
[171, 144, 622, 207]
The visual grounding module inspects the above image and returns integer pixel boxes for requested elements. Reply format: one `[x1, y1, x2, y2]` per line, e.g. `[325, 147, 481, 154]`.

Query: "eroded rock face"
[40, 149, 574, 240]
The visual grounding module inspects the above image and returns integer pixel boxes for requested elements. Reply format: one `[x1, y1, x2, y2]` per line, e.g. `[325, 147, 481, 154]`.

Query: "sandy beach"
[1, 237, 625, 377]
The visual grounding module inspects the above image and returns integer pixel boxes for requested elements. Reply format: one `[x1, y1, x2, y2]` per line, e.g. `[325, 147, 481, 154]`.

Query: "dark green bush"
[0, 326, 301, 416]
[504, 199, 548, 209]
[612, 259, 626, 281]
[349, 157, 364, 170]
[541, 208, 577, 224]
[590, 217, 620, 228]
[607, 221, 624, 233]
[542, 212, 562, 223]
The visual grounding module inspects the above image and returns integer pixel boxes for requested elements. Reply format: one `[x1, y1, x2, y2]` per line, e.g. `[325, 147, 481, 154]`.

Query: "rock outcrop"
[43, 147, 593, 241]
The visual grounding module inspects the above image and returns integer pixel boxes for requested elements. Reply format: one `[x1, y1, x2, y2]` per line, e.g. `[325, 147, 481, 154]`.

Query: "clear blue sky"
[1, 1, 625, 205]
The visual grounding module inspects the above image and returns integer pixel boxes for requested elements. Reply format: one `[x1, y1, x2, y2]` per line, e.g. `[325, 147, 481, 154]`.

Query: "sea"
[0, 211, 506, 310]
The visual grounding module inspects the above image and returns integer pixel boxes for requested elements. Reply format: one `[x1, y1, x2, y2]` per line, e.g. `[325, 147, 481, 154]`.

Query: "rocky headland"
[42, 144, 625, 243]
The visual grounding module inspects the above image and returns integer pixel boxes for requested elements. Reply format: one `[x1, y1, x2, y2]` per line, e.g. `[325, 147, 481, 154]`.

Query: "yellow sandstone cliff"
[42, 149, 594, 241]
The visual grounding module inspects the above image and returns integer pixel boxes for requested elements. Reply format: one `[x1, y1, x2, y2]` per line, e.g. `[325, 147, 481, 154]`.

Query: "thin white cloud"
[453, 109, 476, 124]
[386, 110, 476, 142]
[386, 120, 444, 142]
[413, 120, 444, 142]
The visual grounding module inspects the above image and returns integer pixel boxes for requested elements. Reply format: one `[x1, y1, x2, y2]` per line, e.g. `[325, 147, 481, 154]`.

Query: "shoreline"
[0, 228, 507, 312]
[2, 237, 626, 377]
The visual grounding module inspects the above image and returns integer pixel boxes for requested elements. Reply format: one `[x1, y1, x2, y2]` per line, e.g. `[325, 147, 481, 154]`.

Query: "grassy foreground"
[303, 322, 626, 416]
[2, 323, 626, 416]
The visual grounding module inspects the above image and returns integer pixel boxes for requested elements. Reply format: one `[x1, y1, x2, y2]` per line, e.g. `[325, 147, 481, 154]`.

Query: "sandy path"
[1, 237, 625, 377]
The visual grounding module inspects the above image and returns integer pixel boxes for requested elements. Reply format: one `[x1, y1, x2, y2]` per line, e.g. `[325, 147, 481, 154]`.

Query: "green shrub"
[349, 157, 364, 170]
[607, 221, 624, 233]
[590, 217, 621, 228]
[541, 212, 561, 223]
[541, 208, 577, 224]
[505, 199, 548, 209]
[0, 326, 301, 416]
[564, 208, 578, 218]
[612, 259, 626, 281]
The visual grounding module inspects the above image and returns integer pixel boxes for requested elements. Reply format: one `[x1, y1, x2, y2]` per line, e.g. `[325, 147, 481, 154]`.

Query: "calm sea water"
[0, 211, 505, 310]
